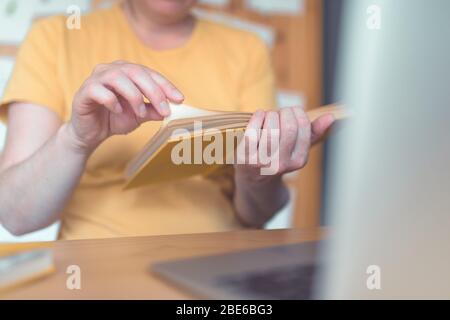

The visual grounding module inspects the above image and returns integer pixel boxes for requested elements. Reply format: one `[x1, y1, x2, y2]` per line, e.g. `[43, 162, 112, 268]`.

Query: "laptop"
[152, 0, 450, 299]
[153, 241, 321, 299]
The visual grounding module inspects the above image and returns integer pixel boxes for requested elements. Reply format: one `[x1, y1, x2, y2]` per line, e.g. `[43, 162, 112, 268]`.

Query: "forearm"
[233, 174, 290, 228]
[0, 123, 89, 235]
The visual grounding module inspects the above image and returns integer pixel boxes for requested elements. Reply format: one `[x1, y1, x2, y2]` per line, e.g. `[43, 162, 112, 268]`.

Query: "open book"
[124, 104, 346, 189]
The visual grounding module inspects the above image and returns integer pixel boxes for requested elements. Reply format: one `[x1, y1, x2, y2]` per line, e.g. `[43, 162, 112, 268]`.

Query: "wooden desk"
[1, 229, 323, 300]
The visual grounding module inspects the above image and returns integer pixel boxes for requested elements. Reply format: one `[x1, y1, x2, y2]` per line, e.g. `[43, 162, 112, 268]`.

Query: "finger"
[101, 70, 145, 118]
[311, 113, 335, 144]
[147, 70, 185, 103]
[291, 107, 311, 168]
[84, 82, 122, 114]
[260, 111, 280, 167]
[124, 66, 172, 117]
[279, 108, 298, 162]
[136, 102, 165, 124]
[237, 110, 265, 165]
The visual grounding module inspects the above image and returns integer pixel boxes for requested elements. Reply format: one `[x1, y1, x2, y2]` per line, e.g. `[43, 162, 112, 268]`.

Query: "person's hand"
[234, 107, 335, 184]
[66, 61, 184, 154]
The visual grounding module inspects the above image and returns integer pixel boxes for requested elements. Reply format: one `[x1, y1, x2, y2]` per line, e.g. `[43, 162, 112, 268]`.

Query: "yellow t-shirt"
[0, 5, 276, 240]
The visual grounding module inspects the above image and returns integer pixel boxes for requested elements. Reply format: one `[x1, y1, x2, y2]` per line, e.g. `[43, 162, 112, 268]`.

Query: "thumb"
[311, 113, 335, 144]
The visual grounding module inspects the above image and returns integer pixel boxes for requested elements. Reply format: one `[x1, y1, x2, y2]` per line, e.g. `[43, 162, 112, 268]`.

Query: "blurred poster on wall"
[193, 8, 276, 48]
[277, 90, 305, 109]
[198, 0, 229, 7]
[0, 0, 37, 44]
[34, 0, 90, 16]
[0, 0, 91, 44]
[245, 0, 304, 16]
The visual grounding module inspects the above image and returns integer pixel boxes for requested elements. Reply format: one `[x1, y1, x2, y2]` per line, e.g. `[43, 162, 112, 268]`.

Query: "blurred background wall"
[0, 0, 341, 241]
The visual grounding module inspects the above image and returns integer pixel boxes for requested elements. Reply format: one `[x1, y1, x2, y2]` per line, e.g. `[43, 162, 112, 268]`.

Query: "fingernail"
[139, 104, 147, 118]
[171, 90, 184, 101]
[160, 101, 171, 116]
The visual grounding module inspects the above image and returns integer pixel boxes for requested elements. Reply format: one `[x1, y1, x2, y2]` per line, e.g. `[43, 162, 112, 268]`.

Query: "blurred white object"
[0, 0, 91, 45]
[0, 0, 36, 44]
[318, 0, 450, 299]
[193, 9, 276, 48]
[245, 0, 304, 16]
[276, 89, 305, 109]
[34, 0, 90, 16]
[0, 57, 14, 157]
[0, 57, 14, 98]
[0, 223, 59, 243]
[0, 123, 6, 151]
[265, 188, 294, 229]
[198, 0, 229, 7]
[0, 249, 54, 290]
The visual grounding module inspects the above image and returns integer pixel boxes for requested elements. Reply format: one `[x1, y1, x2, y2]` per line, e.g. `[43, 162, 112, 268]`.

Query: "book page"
[163, 103, 221, 125]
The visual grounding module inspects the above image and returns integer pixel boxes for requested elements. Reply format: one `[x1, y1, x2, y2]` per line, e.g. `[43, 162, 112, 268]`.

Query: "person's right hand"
[66, 60, 184, 154]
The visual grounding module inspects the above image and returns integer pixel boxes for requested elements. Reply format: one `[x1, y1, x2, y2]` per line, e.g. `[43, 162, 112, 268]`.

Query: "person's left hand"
[234, 107, 335, 183]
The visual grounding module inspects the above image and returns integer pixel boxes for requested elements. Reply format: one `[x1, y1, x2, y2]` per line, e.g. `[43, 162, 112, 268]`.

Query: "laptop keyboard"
[215, 264, 316, 300]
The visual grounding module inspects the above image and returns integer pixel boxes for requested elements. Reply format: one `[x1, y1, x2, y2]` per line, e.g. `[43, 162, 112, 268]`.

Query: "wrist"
[234, 165, 283, 186]
[234, 167, 288, 210]
[233, 169, 289, 228]
[57, 123, 95, 159]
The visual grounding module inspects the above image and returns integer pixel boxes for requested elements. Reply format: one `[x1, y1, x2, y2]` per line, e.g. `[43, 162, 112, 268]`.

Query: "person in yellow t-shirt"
[0, 0, 334, 240]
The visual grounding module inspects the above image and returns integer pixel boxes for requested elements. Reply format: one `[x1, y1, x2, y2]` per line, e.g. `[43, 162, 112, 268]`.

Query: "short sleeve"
[0, 16, 65, 123]
[238, 34, 277, 113]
